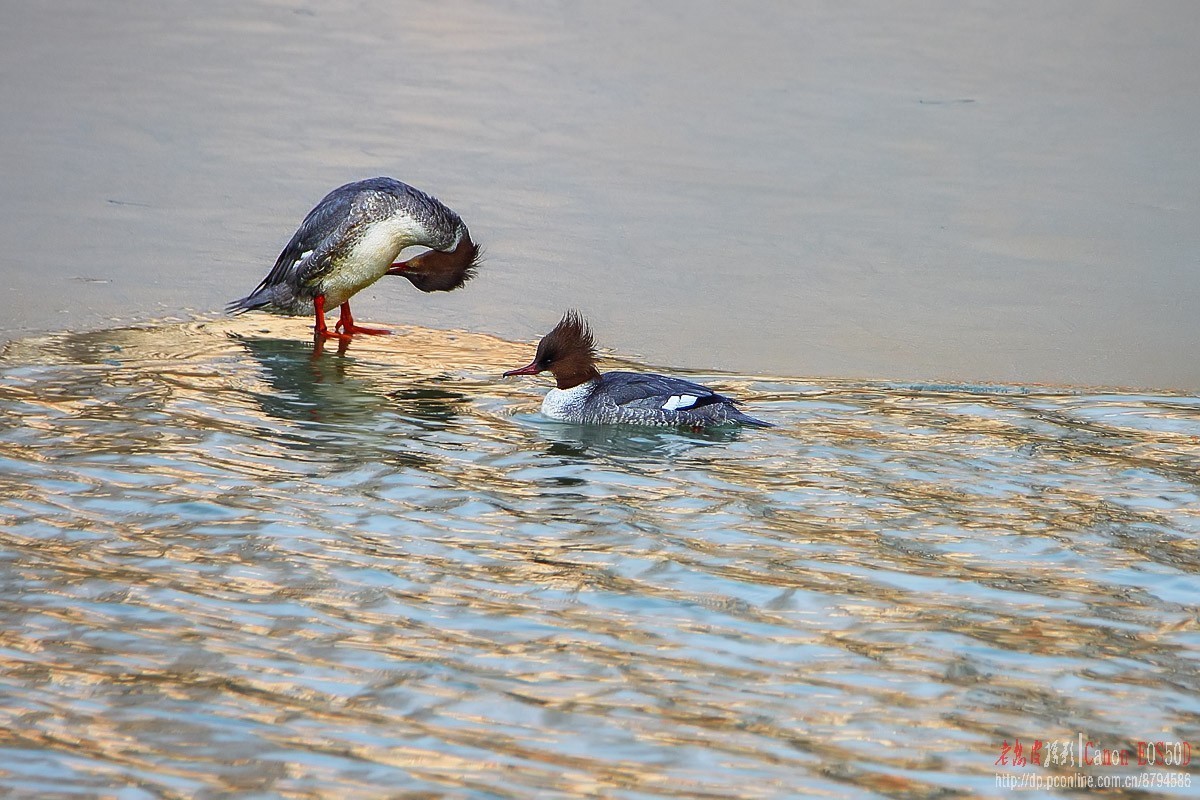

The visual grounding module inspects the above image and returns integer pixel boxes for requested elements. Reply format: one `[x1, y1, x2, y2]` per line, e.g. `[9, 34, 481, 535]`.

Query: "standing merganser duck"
[504, 311, 772, 428]
[227, 177, 481, 339]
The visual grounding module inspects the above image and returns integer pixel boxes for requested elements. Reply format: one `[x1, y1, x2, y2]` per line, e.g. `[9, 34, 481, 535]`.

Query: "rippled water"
[1, 318, 1198, 797]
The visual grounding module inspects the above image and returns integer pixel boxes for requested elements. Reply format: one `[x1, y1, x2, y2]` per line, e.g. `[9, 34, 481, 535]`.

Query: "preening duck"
[228, 177, 480, 339]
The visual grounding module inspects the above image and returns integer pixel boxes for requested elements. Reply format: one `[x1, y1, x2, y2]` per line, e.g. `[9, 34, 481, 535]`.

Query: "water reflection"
[235, 333, 371, 424]
[520, 415, 747, 460]
[0, 318, 1197, 797]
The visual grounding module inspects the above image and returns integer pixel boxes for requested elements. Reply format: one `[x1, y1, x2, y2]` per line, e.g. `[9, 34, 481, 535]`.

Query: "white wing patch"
[662, 394, 698, 411]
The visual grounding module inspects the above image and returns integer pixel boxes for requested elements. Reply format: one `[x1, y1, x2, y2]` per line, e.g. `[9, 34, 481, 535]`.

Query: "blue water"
[0, 318, 1197, 798]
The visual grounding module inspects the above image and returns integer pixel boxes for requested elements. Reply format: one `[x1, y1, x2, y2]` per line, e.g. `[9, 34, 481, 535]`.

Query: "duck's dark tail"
[732, 409, 774, 428]
[225, 290, 270, 315]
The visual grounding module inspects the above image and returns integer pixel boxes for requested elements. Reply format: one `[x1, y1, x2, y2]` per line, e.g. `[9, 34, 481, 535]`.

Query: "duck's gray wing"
[256, 184, 361, 292]
[226, 194, 350, 313]
[597, 371, 772, 427]
[597, 372, 728, 411]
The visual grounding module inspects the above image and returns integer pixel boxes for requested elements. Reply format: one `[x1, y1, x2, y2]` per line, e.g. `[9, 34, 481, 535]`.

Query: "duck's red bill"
[503, 361, 542, 377]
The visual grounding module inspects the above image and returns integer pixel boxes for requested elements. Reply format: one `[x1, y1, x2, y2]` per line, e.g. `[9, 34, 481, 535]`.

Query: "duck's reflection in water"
[233, 333, 466, 427]
[516, 415, 746, 460]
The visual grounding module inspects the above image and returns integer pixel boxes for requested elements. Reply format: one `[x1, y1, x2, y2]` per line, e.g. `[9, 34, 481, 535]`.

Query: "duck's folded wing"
[599, 372, 728, 412]
[255, 186, 360, 291]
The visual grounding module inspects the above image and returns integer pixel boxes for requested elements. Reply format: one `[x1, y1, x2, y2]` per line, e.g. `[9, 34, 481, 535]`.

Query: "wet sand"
[2, 1, 1198, 388]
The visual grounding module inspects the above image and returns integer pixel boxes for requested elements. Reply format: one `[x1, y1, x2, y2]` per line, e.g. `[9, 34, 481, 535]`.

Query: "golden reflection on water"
[0, 318, 1198, 797]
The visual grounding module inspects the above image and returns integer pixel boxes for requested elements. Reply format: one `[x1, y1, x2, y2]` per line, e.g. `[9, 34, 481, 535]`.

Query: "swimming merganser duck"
[504, 312, 772, 428]
[227, 177, 480, 339]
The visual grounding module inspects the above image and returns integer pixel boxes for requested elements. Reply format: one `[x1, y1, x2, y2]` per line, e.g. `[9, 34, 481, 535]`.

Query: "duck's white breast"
[321, 217, 431, 306]
[540, 381, 596, 421]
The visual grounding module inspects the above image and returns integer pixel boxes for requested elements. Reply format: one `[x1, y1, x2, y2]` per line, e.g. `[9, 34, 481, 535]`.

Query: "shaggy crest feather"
[536, 310, 596, 366]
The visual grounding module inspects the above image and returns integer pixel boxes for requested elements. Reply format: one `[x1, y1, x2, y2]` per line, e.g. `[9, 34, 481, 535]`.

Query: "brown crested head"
[503, 310, 601, 389]
[394, 228, 482, 292]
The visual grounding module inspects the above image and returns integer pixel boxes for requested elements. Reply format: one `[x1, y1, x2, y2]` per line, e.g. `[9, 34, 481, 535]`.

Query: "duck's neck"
[554, 365, 601, 390]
